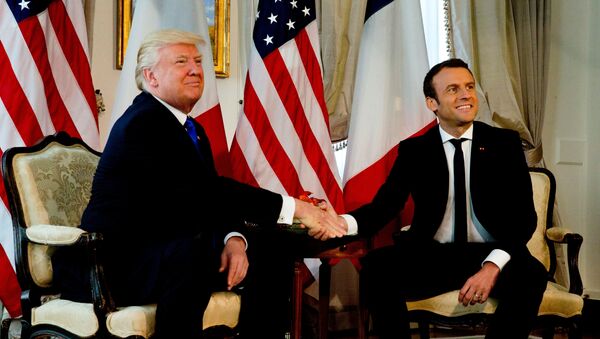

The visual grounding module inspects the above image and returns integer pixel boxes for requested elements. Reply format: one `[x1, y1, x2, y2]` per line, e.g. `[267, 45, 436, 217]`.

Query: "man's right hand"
[293, 199, 347, 240]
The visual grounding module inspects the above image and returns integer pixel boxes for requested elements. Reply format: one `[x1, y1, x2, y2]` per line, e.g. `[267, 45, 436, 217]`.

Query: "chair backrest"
[526, 168, 557, 275]
[2, 133, 100, 289]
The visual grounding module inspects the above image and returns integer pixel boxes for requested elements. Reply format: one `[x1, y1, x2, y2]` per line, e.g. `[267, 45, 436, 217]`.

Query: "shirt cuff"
[342, 214, 358, 235]
[278, 195, 295, 225]
[224, 232, 248, 250]
[482, 249, 511, 270]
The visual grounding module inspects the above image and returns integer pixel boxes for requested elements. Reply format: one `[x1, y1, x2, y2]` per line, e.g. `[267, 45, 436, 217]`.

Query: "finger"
[219, 253, 228, 273]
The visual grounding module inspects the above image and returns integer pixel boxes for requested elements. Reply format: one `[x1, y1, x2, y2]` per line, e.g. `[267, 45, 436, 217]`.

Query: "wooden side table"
[290, 239, 367, 339]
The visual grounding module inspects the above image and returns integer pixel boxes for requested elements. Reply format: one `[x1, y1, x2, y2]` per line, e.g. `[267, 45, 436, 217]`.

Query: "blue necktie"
[184, 117, 204, 160]
[450, 138, 468, 243]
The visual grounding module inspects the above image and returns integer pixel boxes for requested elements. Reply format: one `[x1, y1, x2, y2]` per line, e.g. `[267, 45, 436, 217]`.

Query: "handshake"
[292, 192, 348, 240]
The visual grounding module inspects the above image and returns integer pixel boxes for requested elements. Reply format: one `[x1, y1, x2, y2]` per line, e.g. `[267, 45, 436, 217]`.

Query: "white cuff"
[342, 214, 358, 235]
[224, 232, 248, 250]
[278, 195, 296, 224]
[482, 249, 511, 270]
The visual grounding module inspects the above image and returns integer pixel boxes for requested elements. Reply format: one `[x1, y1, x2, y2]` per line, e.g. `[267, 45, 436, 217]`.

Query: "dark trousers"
[238, 230, 299, 339]
[360, 239, 547, 339]
[107, 238, 224, 339]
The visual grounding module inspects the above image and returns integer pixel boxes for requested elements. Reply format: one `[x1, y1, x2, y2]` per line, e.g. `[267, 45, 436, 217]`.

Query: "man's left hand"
[219, 237, 249, 290]
[458, 261, 500, 306]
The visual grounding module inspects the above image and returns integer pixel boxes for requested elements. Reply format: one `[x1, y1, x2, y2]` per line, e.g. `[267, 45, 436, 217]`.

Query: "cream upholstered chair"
[393, 168, 583, 339]
[0, 132, 241, 338]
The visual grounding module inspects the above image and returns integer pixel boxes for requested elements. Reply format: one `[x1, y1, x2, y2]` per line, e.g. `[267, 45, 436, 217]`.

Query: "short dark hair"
[423, 58, 473, 101]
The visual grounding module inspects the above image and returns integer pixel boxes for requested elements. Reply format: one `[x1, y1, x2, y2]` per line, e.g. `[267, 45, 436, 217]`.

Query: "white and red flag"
[0, 0, 100, 317]
[230, 0, 344, 212]
[343, 0, 436, 246]
[110, 0, 231, 176]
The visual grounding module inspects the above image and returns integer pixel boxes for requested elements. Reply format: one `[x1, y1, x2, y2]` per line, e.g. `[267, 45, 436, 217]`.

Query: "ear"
[143, 68, 158, 88]
[425, 97, 438, 112]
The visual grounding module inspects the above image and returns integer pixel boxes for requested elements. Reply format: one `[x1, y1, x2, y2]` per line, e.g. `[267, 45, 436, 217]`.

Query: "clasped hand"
[294, 199, 347, 240]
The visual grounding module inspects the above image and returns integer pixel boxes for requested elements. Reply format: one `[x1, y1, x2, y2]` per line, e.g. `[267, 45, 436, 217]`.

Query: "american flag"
[0, 0, 99, 317]
[342, 0, 435, 247]
[230, 0, 344, 213]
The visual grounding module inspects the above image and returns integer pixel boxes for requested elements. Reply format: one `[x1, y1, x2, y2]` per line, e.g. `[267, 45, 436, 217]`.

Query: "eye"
[466, 84, 475, 90]
[447, 87, 457, 94]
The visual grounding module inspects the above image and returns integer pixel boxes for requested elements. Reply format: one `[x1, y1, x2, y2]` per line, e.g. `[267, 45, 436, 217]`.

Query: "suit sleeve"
[349, 144, 412, 237]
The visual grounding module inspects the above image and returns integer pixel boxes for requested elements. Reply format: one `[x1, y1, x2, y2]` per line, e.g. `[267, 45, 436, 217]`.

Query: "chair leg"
[417, 321, 430, 339]
[568, 318, 583, 339]
[357, 304, 368, 339]
[540, 327, 554, 339]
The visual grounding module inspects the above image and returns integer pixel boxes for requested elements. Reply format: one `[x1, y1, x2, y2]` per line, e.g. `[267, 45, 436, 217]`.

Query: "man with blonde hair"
[54, 29, 345, 339]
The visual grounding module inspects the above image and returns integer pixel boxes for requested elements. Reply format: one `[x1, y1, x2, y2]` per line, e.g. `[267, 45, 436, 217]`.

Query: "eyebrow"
[445, 81, 475, 90]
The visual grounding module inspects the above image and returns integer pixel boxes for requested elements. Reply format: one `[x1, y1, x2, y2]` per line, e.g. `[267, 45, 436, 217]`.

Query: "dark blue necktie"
[184, 117, 205, 161]
[449, 138, 468, 243]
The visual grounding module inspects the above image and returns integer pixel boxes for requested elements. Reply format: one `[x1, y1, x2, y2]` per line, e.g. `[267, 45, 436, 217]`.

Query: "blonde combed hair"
[135, 29, 205, 91]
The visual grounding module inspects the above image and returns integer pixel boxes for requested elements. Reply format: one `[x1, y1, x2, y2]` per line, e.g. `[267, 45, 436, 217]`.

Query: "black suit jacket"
[350, 121, 536, 255]
[79, 92, 283, 303]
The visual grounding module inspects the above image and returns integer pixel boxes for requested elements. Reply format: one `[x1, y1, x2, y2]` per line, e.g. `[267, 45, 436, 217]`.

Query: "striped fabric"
[230, 0, 344, 213]
[0, 0, 99, 317]
[342, 0, 435, 241]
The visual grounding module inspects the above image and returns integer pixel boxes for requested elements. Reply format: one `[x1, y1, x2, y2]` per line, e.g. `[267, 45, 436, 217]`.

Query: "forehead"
[432, 67, 475, 89]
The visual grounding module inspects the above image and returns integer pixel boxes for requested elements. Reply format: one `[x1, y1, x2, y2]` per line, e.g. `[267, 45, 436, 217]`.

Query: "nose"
[459, 87, 473, 99]
[189, 61, 203, 75]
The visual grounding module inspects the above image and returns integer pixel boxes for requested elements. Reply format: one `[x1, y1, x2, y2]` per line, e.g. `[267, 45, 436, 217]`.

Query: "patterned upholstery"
[2, 133, 241, 338]
[398, 168, 585, 338]
[11, 142, 98, 288]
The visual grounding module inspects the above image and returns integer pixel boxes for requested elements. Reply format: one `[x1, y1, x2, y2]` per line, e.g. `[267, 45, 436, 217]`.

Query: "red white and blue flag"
[343, 0, 435, 246]
[0, 0, 99, 317]
[230, 0, 344, 213]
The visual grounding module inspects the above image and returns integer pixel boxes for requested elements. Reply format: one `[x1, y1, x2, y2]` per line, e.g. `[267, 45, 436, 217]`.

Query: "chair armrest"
[546, 227, 577, 243]
[25, 224, 86, 245]
[26, 225, 117, 316]
[546, 227, 584, 295]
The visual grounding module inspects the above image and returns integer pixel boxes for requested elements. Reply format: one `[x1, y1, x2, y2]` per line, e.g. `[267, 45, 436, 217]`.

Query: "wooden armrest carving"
[546, 228, 583, 295]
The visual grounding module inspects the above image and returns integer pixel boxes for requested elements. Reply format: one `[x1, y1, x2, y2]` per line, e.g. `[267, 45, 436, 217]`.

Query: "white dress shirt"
[342, 124, 510, 270]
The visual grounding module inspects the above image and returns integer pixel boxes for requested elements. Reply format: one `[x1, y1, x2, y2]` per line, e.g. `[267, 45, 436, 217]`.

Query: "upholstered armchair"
[0, 132, 241, 338]
[359, 168, 584, 339]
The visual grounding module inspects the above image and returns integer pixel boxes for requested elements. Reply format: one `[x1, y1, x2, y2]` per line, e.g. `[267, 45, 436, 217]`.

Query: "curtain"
[447, 0, 550, 167]
[446, 0, 568, 285]
[83, 0, 95, 58]
[319, 0, 367, 141]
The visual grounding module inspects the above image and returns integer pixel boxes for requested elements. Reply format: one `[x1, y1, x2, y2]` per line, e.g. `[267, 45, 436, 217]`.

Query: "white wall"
[90, 0, 600, 299]
[544, 0, 599, 299]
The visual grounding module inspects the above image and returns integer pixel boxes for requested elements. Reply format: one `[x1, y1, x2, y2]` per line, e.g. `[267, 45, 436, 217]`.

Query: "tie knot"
[184, 117, 195, 130]
[449, 138, 467, 149]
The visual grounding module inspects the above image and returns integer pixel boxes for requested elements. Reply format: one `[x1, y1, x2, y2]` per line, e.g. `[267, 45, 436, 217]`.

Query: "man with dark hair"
[332, 58, 547, 338]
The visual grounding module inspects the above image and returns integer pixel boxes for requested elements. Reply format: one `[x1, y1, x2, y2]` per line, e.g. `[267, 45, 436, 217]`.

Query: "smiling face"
[143, 43, 204, 113]
[426, 66, 478, 137]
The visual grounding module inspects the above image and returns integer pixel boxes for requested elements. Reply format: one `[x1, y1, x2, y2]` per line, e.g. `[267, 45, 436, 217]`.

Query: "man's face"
[145, 43, 204, 113]
[426, 67, 478, 132]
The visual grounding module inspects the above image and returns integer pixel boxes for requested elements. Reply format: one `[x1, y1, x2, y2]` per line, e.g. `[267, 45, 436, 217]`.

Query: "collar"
[439, 124, 474, 144]
[150, 93, 189, 126]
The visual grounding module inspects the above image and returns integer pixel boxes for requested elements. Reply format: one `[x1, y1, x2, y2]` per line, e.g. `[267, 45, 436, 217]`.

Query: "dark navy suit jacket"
[79, 92, 283, 304]
[350, 121, 536, 256]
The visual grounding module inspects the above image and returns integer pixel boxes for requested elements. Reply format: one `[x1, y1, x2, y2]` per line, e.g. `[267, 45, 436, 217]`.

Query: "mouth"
[456, 104, 472, 112]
